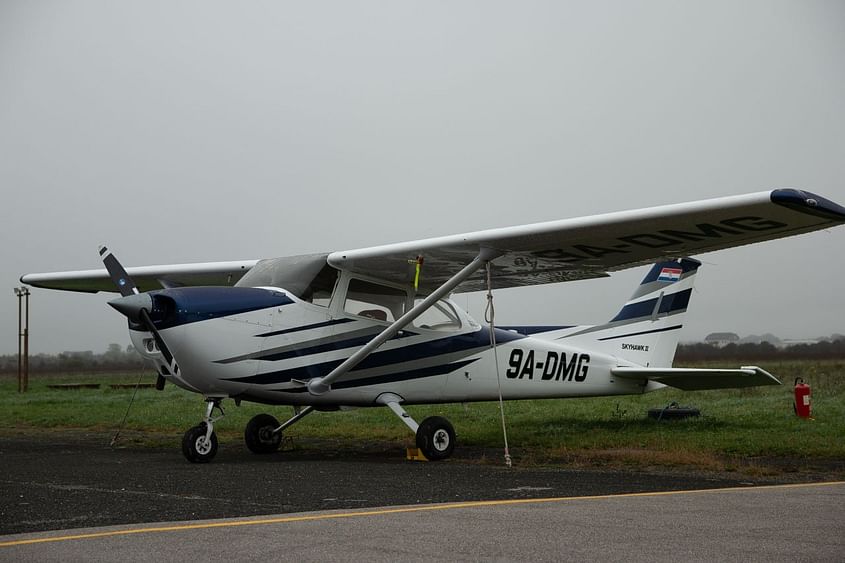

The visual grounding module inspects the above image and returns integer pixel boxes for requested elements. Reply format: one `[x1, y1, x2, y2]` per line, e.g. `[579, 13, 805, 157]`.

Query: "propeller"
[100, 246, 176, 390]
[99, 246, 139, 297]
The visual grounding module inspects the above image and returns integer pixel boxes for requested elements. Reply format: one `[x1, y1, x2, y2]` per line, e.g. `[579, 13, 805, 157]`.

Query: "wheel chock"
[406, 447, 428, 461]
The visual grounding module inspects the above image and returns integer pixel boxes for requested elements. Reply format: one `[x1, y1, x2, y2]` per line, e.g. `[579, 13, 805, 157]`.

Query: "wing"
[328, 189, 845, 292]
[612, 366, 781, 390]
[21, 189, 845, 295]
[21, 260, 260, 293]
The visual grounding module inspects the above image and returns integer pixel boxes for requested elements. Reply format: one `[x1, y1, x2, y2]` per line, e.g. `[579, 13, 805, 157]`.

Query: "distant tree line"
[676, 337, 845, 362]
[0, 343, 146, 374]
[2, 337, 844, 374]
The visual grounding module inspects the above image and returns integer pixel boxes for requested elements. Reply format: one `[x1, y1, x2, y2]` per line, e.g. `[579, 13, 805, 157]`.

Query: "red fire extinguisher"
[794, 378, 812, 418]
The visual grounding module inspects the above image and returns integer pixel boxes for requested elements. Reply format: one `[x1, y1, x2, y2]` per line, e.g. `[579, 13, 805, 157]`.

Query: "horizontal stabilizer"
[612, 366, 781, 390]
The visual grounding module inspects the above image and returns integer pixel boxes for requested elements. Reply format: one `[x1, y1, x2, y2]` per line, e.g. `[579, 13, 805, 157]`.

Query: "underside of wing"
[21, 260, 259, 293]
[328, 189, 845, 293]
[612, 366, 781, 390]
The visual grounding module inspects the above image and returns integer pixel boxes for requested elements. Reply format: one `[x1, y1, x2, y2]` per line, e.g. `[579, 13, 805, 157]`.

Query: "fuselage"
[129, 285, 648, 407]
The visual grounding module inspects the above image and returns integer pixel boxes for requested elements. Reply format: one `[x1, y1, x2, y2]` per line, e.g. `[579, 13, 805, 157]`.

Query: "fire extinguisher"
[793, 378, 812, 418]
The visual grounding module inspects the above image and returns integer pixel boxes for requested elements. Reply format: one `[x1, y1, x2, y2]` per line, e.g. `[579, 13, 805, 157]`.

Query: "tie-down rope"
[485, 261, 512, 468]
[110, 370, 146, 447]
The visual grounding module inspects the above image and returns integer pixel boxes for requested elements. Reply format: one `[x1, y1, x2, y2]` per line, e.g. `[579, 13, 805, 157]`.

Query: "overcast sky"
[1, 1, 843, 355]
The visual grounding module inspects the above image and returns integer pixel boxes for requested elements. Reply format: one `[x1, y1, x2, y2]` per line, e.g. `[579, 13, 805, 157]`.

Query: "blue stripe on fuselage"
[254, 318, 354, 338]
[597, 324, 683, 341]
[222, 326, 523, 386]
[272, 359, 481, 392]
[497, 325, 574, 336]
[242, 329, 418, 363]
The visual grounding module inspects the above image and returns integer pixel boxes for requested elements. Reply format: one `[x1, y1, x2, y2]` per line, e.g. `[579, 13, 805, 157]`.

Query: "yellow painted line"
[1, 481, 842, 548]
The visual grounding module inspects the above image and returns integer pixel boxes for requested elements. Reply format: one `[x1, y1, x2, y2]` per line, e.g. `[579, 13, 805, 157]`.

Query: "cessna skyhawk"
[22, 189, 845, 462]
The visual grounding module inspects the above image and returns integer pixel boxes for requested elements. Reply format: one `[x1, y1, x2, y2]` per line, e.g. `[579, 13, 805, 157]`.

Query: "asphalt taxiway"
[2, 483, 843, 562]
[1, 432, 842, 561]
[0, 431, 780, 535]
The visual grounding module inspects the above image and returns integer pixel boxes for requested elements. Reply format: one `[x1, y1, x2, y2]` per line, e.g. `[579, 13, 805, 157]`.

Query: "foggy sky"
[1, 1, 843, 355]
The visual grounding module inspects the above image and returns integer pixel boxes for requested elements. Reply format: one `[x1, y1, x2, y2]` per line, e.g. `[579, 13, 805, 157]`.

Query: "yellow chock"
[406, 447, 428, 461]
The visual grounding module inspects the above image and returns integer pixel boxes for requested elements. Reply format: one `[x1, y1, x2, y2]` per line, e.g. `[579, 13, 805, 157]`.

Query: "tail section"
[558, 258, 701, 367]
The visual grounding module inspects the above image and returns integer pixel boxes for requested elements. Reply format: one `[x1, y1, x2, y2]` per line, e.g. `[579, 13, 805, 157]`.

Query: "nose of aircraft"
[108, 292, 154, 322]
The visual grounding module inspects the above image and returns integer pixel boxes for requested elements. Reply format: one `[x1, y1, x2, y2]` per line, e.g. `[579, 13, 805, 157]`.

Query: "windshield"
[236, 254, 338, 305]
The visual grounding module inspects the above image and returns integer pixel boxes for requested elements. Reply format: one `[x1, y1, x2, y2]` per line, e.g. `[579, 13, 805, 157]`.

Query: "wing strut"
[306, 248, 501, 395]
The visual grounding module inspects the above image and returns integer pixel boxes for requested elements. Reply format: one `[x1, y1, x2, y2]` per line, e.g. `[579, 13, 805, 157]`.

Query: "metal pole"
[23, 289, 29, 392]
[17, 290, 22, 393]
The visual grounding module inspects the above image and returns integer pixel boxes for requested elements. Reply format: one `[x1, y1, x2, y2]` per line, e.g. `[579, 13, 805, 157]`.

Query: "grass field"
[2, 360, 843, 474]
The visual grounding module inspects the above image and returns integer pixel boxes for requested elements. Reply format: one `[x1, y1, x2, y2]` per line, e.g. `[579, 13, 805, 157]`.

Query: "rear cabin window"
[343, 279, 407, 322]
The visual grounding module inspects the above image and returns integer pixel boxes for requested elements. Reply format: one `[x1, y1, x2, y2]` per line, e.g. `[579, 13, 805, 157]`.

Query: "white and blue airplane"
[22, 189, 845, 462]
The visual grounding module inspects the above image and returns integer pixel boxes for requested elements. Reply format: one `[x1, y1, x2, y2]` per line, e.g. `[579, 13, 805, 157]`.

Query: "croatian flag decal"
[657, 267, 683, 282]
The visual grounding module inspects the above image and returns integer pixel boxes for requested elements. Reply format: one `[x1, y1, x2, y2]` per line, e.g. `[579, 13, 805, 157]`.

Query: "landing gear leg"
[182, 398, 224, 463]
[378, 394, 456, 461]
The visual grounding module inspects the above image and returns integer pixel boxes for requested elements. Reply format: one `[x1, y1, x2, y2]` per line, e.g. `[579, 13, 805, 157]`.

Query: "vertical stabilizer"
[557, 258, 701, 367]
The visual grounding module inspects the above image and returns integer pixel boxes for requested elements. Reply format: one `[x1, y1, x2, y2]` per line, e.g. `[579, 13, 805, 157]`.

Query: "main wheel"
[415, 416, 456, 461]
[244, 413, 283, 454]
[182, 424, 219, 463]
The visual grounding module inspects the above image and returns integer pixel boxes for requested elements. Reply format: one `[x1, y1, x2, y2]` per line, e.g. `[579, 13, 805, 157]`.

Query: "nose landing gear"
[182, 398, 224, 463]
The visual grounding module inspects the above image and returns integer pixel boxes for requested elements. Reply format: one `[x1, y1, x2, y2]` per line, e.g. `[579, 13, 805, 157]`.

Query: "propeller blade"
[101, 246, 179, 386]
[99, 245, 139, 297]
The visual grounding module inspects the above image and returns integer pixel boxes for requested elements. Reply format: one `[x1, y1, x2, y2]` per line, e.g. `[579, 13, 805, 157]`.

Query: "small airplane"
[22, 189, 845, 463]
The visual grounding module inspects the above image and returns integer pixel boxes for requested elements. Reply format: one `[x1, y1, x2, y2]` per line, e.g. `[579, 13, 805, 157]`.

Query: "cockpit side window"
[343, 279, 408, 322]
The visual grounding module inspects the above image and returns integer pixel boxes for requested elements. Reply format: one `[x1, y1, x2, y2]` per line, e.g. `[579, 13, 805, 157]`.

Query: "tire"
[244, 413, 282, 454]
[415, 416, 456, 461]
[182, 424, 219, 463]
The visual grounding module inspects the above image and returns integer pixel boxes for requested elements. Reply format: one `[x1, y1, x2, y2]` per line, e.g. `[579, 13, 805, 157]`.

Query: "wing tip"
[771, 188, 845, 223]
[741, 365, 782, 386]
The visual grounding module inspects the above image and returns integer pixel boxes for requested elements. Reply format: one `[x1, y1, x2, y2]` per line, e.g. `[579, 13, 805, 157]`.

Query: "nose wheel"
[182, 398, 224, 463]
[182, 423, 218, 462]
